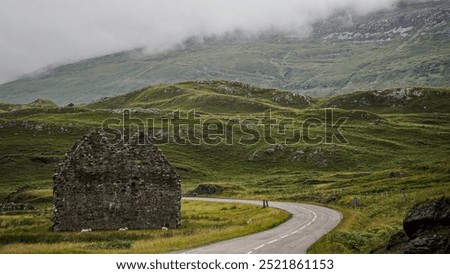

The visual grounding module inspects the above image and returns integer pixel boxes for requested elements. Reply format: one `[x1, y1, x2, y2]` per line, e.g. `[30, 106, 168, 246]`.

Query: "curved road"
[181, 198, 341, 254]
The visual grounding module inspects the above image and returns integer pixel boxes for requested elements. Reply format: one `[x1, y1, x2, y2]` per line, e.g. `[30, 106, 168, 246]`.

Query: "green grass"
[323, 87, 450, 113]
[0, 199, 289, 254]
[0, 82, 449, 253]
[86, 81, 311, 114]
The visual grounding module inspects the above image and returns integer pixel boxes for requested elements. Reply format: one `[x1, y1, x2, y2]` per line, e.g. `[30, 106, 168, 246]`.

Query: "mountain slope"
[0, 1, 449, 104]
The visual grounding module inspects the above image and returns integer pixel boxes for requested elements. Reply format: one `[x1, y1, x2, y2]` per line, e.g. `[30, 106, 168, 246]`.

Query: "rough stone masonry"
[52, 130, 181, 231]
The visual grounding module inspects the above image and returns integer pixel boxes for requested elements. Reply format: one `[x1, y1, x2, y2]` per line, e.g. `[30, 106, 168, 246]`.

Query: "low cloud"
[0, 0, 430, 84]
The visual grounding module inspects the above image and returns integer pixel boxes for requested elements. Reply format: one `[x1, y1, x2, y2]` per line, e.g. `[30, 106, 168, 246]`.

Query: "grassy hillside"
[87, 81, 312, 113]
[0, 81, 449, 253]
[323, 87, 450, 113]
[0, 99, 58, 112]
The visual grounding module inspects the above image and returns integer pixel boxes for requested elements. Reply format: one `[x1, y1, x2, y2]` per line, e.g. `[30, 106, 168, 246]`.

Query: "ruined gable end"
[52, 130, 181, 231]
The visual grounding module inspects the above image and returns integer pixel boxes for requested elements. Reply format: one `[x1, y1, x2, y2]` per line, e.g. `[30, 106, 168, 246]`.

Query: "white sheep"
[81, 228, 92, 233]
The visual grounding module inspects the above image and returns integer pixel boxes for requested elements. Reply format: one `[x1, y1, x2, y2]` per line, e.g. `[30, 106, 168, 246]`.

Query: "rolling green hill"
[0, 99, 58, 112]
[322, 87, 450, 113]
[0, 81, 449, 253]
[87, 81, 312, 113]
[0, 1, 449, 104]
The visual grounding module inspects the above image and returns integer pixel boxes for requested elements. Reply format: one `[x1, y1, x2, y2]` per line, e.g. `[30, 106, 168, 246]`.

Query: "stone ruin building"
[52, 130, 181, 231]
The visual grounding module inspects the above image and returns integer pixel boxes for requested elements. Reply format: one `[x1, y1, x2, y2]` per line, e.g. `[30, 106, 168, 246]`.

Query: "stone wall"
[52, 130, 181, 231]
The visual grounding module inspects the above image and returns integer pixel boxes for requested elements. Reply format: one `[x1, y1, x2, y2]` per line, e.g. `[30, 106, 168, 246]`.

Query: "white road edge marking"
[299, 207, 317, 229]
[245, 207, 317, 254]
[183, 199, 329, 254]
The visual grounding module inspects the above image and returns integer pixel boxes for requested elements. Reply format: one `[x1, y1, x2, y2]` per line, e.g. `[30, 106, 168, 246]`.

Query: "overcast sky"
[0, 0, 428, 84]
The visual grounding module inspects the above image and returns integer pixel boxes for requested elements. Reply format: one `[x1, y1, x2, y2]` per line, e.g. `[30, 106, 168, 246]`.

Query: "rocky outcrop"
[314, 1, 450, 42]
[403, 197, 449, 239]
[0, 202, 35, 211]
[187, 184, 226, 196]
[324, 88, 450, 113]
[385, 197, 449, 254]
[186, 184, 244, 197]
[106, 107, 161, 115]
[52, 130, 181, 231]
[389, 171, 405, 178]
[248, 145, 340, 168]
[31, 156, 59, 164]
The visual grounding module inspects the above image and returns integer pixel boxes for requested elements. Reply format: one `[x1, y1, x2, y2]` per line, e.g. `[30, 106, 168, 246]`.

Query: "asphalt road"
[180, 197, 342, 254]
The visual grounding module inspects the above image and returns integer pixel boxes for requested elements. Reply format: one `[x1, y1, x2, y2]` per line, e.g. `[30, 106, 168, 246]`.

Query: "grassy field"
[0, 199, 289, 254]
[0, 81, 449, 253]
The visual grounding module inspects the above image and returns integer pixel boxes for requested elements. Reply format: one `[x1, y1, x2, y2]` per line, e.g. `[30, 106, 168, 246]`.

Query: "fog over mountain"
[0, 0, 431, 84]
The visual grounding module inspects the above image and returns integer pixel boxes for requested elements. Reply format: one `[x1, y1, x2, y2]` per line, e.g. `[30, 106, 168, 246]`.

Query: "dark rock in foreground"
[403, 196, 450, 239]
[52, 130, 181, 231]
[385, 197, 449, 254]
[0, 202, 35, 211]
